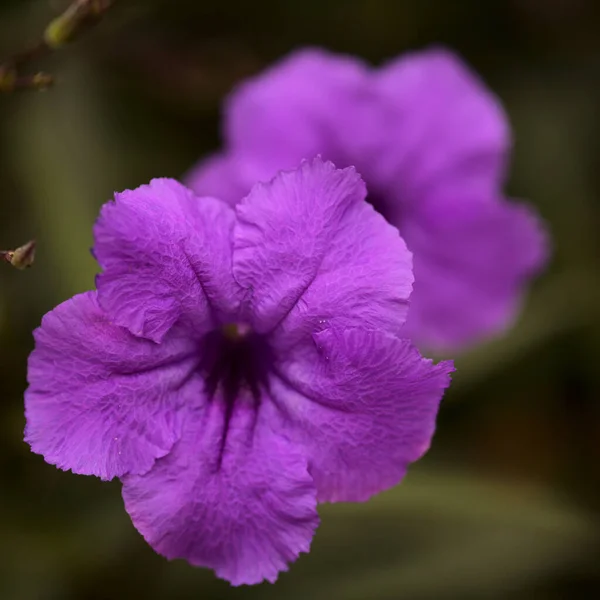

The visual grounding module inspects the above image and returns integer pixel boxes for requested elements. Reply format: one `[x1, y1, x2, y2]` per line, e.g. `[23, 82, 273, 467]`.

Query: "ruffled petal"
[233, 158, 413, 346]
[371, 47, 511, 204]
[269, 326, 453, 502]
[93, 178, 238, 343]
[122, 396, 318, 586]
[25, 292, 201, 480]
[401, 194, 549, 350]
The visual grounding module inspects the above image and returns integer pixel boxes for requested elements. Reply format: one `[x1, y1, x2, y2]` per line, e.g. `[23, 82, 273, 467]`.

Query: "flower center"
[200, 323, 273, 404]
[199, 323, 275, 467]
[221, 322, 252, 342]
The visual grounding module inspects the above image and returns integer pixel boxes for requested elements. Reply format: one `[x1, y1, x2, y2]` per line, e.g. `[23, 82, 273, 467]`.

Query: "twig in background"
[0, 0, 114, 92]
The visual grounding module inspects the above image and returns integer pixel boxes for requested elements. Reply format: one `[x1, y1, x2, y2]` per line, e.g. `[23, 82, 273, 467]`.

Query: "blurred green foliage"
[1, 0, 600, 598]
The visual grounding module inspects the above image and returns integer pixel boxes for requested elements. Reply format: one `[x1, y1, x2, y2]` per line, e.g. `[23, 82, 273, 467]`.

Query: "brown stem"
[8, 41, 51, 68]
[0, 0, 114, 93]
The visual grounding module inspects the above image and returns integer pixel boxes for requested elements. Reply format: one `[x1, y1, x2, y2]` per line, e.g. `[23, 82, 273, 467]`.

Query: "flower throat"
[199, 323, 274, 466]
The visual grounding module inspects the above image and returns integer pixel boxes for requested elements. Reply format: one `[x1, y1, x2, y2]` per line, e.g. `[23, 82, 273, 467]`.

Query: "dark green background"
[1, 1, 599, 598]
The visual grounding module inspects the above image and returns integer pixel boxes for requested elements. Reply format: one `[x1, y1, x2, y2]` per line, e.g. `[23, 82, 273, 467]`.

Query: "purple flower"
[25, 159, 453, 585]
[186, 47, 549, 351]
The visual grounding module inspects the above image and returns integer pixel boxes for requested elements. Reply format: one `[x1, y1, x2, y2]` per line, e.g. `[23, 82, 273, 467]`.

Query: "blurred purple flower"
[25, 159, 453, 585]
[186, 47, 549, 351]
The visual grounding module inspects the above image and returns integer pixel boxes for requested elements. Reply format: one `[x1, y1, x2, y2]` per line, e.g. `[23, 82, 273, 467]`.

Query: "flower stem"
[0, 0, 114, 93]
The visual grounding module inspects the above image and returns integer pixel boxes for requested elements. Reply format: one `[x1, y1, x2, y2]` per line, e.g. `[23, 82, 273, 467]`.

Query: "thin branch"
[0, 0, 114, 93]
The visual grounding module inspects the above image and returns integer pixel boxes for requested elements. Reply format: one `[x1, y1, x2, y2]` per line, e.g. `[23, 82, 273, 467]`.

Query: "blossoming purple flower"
[186, 47, 549, 351]
[25, 159, 453, 585]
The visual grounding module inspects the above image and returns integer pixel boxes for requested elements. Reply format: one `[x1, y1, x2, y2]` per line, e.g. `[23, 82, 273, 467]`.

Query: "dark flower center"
[200, 323, 273, 402]
[199, 323, 274, 466]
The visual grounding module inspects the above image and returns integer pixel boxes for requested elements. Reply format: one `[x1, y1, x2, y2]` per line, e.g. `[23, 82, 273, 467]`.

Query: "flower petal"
[224, 48, 367, 188]
[183, 153, 248, 207]
[371, 47, 511, 203]
[122, 397, 318, 586]
[233, 158, 412, 343]
[401, 194, 549, 350]
[25, 292, 201, 480]
[269, 326, 453, 502]
[93, 178, 238, 343]
[186, 49, 369, 206]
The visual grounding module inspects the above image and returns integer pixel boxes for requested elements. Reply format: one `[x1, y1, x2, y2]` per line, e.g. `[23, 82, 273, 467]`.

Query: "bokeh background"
[1, 0, 600, 598]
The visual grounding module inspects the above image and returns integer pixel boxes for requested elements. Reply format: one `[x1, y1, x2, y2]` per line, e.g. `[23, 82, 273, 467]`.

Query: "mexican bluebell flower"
[186, 47, 549, 351]
[25, 159, 453, 585]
